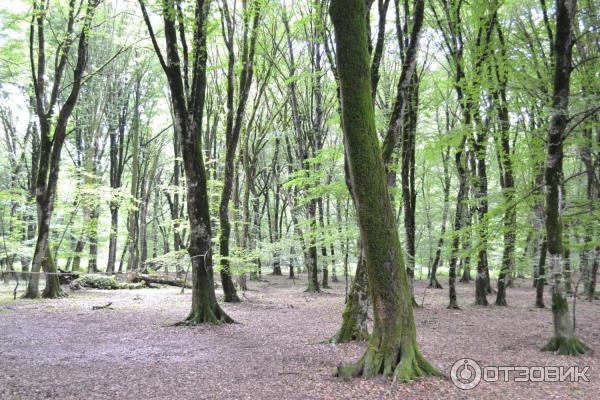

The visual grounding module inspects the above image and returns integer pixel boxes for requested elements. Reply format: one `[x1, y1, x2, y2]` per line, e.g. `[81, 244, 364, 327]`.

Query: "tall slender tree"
[541, 0, 587, 355]
[218, 0, 264, 303]
[24, 0, 101, 299]
[330, 0, 438, 381]
[139, 0, 233, 324]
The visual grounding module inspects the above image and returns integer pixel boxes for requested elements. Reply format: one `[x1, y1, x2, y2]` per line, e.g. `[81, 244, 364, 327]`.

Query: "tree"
[24, 0, 100, 299]
[139, 0, 233, 324]
[330, 0, 438, 381]
[540, 0, 587, 356]
[218, 0, 264, 302]
[106, 57, 132, 274]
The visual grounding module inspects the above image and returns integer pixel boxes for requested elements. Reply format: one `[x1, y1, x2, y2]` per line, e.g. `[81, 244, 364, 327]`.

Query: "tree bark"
[331, 248, 369, 343]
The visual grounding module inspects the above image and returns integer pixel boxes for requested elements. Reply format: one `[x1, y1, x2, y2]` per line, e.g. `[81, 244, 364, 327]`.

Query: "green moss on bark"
[331, 258, 369, 343]
[336, 336, 440, 382]
[42, 250, 65, 299]
[542, 336, 588, 356]
[329, 0, 438, 383]
[551, 291, 569, 314]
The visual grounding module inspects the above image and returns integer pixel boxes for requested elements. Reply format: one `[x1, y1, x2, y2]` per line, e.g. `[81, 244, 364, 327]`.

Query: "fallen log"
[58, 268, 80, 285]
[72, 274, 146, 290]
[127, 272, 192, 288]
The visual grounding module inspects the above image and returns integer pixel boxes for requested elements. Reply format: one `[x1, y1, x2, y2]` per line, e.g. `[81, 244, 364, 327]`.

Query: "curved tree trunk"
[330, 0, 438, 381]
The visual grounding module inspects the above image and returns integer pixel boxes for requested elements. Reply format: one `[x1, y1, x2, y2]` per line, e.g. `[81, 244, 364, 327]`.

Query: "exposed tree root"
[22, 291, 39, 299]
[495, 297, 507, 306]
[304, 283, 321, 293]
[42, 287, 67, 299]
[427, 279, 443, 289]
[541, 336, 588, 356]
[411, 297, 421, 308]
[175, 303, 235, 326]
[447, 302, 460, 310]
[223, 292, 241, 303]
[475, 296, 488, 306]
[335, 340, 440, 383]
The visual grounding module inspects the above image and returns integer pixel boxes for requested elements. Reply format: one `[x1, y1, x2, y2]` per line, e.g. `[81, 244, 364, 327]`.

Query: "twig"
[92, 302, 113, 310]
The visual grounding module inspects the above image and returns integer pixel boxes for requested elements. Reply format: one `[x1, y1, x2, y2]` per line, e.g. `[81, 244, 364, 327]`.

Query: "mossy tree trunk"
[331, 247, 370, 343]
[41, 249, 63, 299]
[541, 0, 586, 355]
[330, 0, 438, 381]
[323, 0, 393, 339]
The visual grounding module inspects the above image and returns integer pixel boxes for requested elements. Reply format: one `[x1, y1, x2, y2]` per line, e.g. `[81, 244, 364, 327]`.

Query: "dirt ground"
[0, 274, 597, 400]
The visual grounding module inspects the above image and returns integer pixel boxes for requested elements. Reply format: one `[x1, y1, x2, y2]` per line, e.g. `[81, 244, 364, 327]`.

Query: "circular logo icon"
[450, 358, 481, 390]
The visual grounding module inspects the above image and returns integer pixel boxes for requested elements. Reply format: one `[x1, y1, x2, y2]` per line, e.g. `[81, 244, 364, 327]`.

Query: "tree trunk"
[139, 0, 232, 324]
[331, 0, 438, 381]
[535, 239, 547, 308]
[87, 210, 99, 273]
[541, 0, 587, 355]
[70, 239, 85, 272]
[41, 249, 63, 299]
[331, 248, 369, 343]
[305, 199, 320, 293]
[24, 0, 97, 299]
[126, 76, 142, 272]
[429, 147, 451, 289]
[447, 137, 468, 309]
[128, 272, 192, 288]
[218, 0, 262, 302]
[493, 26, 516, 306]
[106, 206, 119, 274]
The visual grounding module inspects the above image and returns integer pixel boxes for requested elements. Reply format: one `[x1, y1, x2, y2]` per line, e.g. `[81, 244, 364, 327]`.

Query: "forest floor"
[0, 273, 598, 400]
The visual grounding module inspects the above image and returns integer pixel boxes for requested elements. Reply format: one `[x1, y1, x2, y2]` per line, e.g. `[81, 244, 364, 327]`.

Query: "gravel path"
[0, 275, 597, 399]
